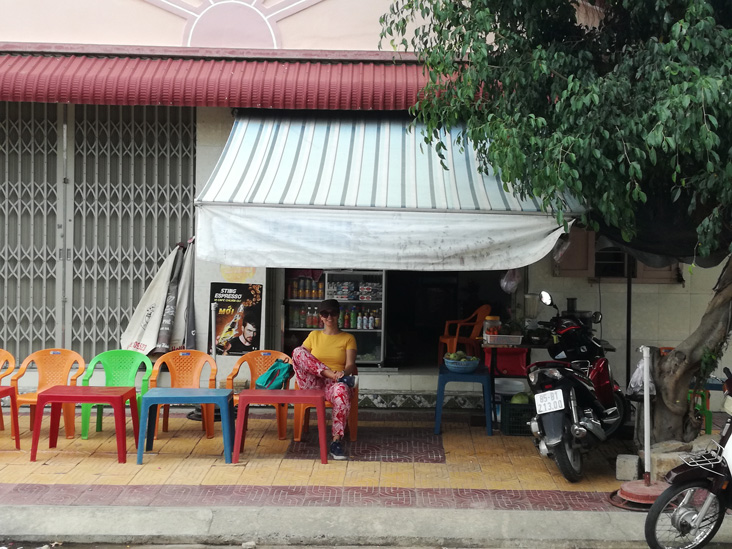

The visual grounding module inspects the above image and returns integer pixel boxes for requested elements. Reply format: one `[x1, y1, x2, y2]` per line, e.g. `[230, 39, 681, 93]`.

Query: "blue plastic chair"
[80, 350, 153, 440]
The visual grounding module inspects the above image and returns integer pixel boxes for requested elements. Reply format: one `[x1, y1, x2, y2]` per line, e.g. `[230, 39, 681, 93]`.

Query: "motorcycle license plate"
[535, 389, 565, 415]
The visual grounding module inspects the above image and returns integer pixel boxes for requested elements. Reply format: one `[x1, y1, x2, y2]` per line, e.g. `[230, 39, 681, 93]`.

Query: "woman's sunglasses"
[320, 310, 339, 318]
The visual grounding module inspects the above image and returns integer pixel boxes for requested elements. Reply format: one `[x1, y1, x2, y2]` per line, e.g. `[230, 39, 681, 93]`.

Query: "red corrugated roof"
[0, 51, 428, 110]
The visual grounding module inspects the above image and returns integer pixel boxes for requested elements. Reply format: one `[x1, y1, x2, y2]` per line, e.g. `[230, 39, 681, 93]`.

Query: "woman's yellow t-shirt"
[302, 330, 357, 372]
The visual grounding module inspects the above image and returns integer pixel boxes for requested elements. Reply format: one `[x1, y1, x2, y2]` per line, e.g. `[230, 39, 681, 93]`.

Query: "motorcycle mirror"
[591, 311, 603, 323]
[540, 291, 553, 306]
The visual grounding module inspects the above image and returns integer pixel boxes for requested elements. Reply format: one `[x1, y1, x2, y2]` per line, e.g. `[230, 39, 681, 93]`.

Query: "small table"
[234, 389, 328, 464]
[31, 386, 139, 463]
[0, 385, 20, 449]
[137, 388, 235, 464]
[434, 364, 492, 436]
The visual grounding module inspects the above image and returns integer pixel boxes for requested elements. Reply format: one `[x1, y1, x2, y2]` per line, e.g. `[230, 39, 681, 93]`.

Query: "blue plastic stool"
[137, 388, 235, 464]
[434, 364, 492, 435]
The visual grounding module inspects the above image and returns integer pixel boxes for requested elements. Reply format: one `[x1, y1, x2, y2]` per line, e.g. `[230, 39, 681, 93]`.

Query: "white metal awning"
[195, 114, 584, 270]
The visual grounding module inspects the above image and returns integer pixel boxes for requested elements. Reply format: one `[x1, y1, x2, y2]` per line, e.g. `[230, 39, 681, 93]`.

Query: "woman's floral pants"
[292, 346, 351, 439]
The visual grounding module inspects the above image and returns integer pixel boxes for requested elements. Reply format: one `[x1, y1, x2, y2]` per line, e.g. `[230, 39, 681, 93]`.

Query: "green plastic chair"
[80, 349, 153, 440]
[688, 389, 713, 435]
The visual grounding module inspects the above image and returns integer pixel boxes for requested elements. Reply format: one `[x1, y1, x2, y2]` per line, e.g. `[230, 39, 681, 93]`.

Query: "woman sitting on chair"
[292, 299, 357, 460]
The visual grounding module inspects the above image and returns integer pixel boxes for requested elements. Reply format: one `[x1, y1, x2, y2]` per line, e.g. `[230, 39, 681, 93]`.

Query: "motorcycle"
[526, 291, 626, 482]
[644, 368, 732, 549]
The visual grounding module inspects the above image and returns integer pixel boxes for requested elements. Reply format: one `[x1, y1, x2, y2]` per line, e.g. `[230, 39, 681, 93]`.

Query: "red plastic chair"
[0, 349, 20, 448]
[293, 366, 359, 442]
[226, 350, 293, 440]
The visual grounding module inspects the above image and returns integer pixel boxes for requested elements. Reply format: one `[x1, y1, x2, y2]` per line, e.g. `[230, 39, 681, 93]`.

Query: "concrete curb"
[5, 505, 732, 547]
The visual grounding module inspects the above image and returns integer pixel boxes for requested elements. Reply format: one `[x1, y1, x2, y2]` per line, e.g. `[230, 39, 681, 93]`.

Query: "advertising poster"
[209, 283, 263, 356]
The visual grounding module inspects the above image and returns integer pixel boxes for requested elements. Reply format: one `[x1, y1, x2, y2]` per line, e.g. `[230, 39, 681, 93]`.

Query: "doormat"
[285, 425, 445, 463]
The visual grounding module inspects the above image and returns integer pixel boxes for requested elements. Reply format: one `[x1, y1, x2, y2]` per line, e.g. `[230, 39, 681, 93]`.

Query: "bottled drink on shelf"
[368, 310, 375, 330]
[350, 306, 356, 328]
[299, 305, 306, 327]
[344, 309, 351, 329]
[374, 308, 381, 329]
[338, 306, 344, 328]
[356, 312, 363, 330]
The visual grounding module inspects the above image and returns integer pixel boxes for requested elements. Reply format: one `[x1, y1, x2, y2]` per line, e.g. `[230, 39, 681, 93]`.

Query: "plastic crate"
[484, 334, 523, 345]
[485, 347, 528, 376]
[500, 398, 535, 436]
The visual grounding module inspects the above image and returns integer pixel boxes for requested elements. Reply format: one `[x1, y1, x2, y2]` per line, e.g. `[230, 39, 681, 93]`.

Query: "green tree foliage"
[381, 0, 732, 257]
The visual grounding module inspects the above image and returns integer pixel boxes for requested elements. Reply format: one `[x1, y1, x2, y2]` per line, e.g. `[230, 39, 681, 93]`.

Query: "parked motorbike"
[526, 291, 626, 482]
[644, 368, 732, 549]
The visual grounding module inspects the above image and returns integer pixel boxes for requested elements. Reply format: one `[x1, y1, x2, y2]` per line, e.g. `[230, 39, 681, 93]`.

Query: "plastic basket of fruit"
[443, 356, 481, 373]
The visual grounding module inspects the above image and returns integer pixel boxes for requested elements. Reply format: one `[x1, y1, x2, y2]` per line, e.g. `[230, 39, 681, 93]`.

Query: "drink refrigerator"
[282, 269, 386, 367]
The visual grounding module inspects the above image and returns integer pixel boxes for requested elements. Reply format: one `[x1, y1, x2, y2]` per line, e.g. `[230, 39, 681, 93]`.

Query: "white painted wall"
[528, 256, 728, 389]
[194, 107, 271, 386]
[0, 0, 395, 51]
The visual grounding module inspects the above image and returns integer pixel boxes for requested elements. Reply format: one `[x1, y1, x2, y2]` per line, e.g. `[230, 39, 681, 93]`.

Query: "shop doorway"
[385, 270, 512, 368]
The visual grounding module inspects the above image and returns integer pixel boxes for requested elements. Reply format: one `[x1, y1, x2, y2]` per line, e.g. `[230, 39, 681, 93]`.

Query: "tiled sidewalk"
[0, 406, 634, 511]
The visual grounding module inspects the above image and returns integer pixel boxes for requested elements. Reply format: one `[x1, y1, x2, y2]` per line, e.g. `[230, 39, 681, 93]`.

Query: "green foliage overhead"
[380, 0, 732, 256]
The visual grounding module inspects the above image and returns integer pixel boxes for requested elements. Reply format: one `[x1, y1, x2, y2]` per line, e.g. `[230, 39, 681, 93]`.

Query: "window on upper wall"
[553, 227, 683, 284]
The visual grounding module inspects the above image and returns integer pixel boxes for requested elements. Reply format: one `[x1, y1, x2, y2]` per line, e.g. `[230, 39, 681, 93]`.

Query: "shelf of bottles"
[283, 270, 385, 365]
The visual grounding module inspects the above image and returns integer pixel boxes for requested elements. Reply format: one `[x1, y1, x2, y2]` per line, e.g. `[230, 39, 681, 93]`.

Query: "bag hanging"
[255, 358, 293, 390]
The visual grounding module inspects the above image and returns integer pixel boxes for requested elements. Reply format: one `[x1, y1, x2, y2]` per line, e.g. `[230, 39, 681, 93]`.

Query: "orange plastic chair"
[0, 349, 17, 434]
[293, 366, 358, 442]
[10, 348, 86, 439]
[226, 350, 293, 440]
[149, 349, 218, 439]
[437, 304, 493, 363]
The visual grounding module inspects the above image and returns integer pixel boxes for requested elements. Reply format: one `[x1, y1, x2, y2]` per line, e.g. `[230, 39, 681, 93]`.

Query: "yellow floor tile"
[201, 464, 244, 485]
[379, 462, 415, 488]
[344, 461, 380, 487]
[308, 460, 347, 486]
[484, 479, 523, 490]
[272, 459, 314, 486]
[414, 462, 451, 489]
[480, 463, 519, 482]
[237, 458, 282, 485]
[449, 470, 487, 489]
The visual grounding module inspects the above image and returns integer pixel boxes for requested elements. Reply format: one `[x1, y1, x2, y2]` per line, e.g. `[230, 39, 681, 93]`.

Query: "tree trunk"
[651, 257, 732, 443]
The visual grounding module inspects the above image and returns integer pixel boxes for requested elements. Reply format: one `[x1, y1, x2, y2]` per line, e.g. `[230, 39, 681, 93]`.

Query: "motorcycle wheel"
[601, 392, 627, 438]
[552, 418, 583, 483]
[645, 480, 725, 549]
